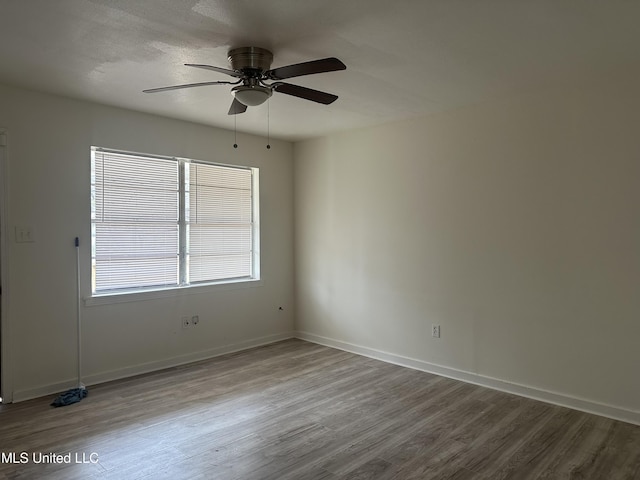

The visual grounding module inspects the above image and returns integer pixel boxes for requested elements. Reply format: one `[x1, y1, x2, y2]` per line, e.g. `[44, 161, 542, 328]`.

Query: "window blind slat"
[95, 258, 178, 290]
[189, 225, 252, 255]
[189, 254, 252, 283]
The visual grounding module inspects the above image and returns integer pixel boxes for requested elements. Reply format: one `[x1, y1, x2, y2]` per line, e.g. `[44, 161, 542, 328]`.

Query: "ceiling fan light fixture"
[232, 85, 272, 106]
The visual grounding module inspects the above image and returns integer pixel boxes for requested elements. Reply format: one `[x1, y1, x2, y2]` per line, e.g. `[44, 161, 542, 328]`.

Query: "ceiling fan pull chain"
[234, 113, 238, 149]
[266, 99, 271, 150]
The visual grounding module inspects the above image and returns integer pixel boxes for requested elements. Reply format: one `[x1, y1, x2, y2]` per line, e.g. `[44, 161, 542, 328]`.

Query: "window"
[91, 147, 259, 296]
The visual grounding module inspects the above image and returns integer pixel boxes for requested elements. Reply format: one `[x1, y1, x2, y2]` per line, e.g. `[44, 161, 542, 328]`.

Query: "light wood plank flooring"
[1, 339, 639, 479]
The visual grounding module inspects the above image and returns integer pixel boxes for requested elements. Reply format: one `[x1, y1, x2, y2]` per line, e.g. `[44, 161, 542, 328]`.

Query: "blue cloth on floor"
[50, 387, 87, 407]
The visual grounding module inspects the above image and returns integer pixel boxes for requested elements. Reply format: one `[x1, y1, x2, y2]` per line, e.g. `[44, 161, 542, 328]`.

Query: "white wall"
[0, 83, 295, 401]
[3, 78, 640, 424]
[294, 85, 640, 421]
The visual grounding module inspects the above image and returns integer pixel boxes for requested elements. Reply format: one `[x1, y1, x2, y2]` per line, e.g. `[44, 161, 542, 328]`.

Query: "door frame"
[0, 127, 11, 403]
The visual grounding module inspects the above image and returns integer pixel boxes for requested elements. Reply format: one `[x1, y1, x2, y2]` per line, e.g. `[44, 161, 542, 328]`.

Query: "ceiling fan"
[143, 46, 346, 115]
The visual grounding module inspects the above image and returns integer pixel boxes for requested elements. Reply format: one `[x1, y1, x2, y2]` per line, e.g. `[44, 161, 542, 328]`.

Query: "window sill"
[84, 278, 263, 307]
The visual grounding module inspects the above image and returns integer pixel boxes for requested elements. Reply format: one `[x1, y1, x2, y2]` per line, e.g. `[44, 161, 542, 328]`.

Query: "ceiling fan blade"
[185, 63, 243, 78]
[266, 57, 346, 80]
[228, 98, 247, 115]
[272, 82, 338, 104]
[143, 81, 234, 93]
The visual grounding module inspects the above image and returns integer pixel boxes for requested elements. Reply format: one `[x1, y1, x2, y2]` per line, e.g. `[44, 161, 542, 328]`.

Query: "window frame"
[89, 147, 260, 303]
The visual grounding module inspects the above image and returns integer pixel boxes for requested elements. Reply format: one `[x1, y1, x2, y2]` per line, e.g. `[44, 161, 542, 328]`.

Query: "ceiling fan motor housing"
[228, 46, 273, 74]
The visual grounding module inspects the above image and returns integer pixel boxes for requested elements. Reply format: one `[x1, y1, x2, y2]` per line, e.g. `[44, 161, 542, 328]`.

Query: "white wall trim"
[295, 330, 640, 427]
[12, 331, 294, 402]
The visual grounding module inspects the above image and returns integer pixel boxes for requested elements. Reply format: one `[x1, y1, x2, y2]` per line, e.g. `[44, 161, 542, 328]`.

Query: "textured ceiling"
[1, 0, 640, 141]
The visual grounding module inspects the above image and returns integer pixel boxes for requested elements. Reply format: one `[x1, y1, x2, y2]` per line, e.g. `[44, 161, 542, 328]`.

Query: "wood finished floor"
[1, 339, 639, 480]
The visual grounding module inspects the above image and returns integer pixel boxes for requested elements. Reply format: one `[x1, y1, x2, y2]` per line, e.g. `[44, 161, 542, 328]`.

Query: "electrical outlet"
[191, 315, 199, 326]
[432, 324, 441, 338]
[181, 316, 190, 329]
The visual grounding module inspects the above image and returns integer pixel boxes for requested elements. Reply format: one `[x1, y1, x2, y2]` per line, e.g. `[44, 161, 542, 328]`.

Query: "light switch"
[15, 226, 35, 243]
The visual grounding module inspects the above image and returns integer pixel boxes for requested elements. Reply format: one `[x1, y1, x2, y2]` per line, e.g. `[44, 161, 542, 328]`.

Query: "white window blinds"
[91, 148, 258, 295]
[188, 162, 253, 283]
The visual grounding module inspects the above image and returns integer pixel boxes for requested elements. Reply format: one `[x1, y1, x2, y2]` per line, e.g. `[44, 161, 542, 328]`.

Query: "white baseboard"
[295, 330, 640, 426]
[12, 332, 294, 403]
